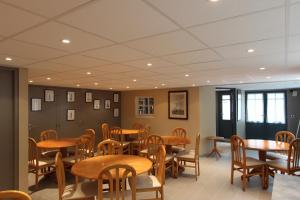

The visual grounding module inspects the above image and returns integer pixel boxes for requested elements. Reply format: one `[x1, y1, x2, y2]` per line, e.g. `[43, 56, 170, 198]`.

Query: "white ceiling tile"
[228, 54, 285, 68]
[28, 68, 57, 77]
[147, 0, 284, 27]
[14, 22, 113, 53]
[290, 3, 300, 35]
[215, 38, 284, 59]
[126, 30, 206, 56]
[289, 35, 300, 52]
[0, 2, 45, 36]
[95, 64, 137, 73]
[58, 0, 178, 42]
[2, 0, 90, 18]
[124, 58, 174, 69]
[120, 70, 158, 78]
[0, 54, 36, 67]
[185, 61, 233, 72]
[188, 8, 285, 47]
[163, 49, 221, 65]
[51, 55, 110, 68]
[149, 66, 189, 74]
[288, 52, 300, 68]
[26, 61, 75, 72]
[0, 39, 67, 60]
[82, 45, 150, 62]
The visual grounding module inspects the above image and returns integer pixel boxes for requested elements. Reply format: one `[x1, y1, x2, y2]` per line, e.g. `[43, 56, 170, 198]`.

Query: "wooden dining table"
[71, 155, 152, 179]
[161, 135, 191, 153]
[37, 138, 80, 156]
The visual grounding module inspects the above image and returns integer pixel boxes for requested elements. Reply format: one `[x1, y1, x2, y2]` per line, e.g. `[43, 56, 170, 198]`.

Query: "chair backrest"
[98, 164, 136, 200]
[97, 139, 123, 156]
[288, 138, 300, 174]
[276, 131, 295, 144]
[55, 152, 66, 200]
[171, 128, 187, 138]
[40, 129, 58, 141]
[132, 122, 144, 130]
[230, 135, 246, 167]
[155, 145, 166, 185]
[28, 138, 38, 167]
[110, 127, 125, 144]
[146, 135, 164, 163]
[137, 128, 149, 151]
[82, 129, 96, 156]
[101, 123, 111, 140]
[194, 133, 201, 159]
[0, 190, 32, 200]
[78, 134, 94, 159]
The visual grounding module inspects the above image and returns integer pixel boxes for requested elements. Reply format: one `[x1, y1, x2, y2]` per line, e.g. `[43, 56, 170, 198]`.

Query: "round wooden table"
[111, 129, 140, 135]
[71, 155, 152, 179]
[161, 135, 191, 153]
[37, 138, 79, 149]
[245, 139, 289, 161]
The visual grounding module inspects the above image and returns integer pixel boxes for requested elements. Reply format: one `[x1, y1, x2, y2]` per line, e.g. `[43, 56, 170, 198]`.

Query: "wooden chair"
[266, 131, 295, 160]
[55, 152, 97, 200]
[176, 133, 200, 181]
[83, 129, 96, 157]
[97, 139, 123, 156]
[132, 128, 149, 155]
[132, 122, 145, 130]
[97, 164, 137, 200]
[267, 138, 300, 175]
[130, 145, 165, 200]
[110, 127, 130, 154]
[40, 129, 59, 158]
[171, 127, 187, 153]
[0, 190, 32, 200]
[230, 135, 266, 191]
[28, 138, 55, 190]
[101, 123, 112, 140]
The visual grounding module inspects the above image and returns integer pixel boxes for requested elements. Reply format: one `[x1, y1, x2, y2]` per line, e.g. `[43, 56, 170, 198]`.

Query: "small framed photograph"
[67, 109, 75, 121]
[44, 90, 54, 102]
[105, 99, 111, 109]
[113, 93, 119, 103]
[67, 91, 75, 102]
[31, 98, 42, 111]
[85, 92, 92, 103]
[93, 99, 100, 110]
[114, 108, 119, 117]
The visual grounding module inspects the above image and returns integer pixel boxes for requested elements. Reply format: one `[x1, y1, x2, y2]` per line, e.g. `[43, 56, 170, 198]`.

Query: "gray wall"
[236, 90, 246, 138]
[29, 85, 121, 143]
[287, 89, 300, 136]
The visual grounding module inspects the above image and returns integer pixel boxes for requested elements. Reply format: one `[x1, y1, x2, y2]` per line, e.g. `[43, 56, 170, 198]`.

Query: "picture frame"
[67, 109, 75, 121]
[168, 90, 188, 120]
[113, 93, 119, 103]
[67, 91, 75, 102]
[93, 99, 100, 110]
[31, 98, 42, 111]
[85, 92, 92, 103]
[114, 108, 119, 118]
[105, 99, 111, 109]
[44, 89, 54, 102]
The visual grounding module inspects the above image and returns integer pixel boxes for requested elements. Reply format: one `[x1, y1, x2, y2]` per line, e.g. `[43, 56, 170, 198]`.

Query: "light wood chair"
[267, 138, 300, 175]
[110, 127, 130, 154]
[130, 145, 165, 200]
[98, 164, 137, 200]
[101, 123, 112, 140]
[83, 129, 96, 157]
[171, 127, 187, 153]
[132, 128, 149, 155]
[28, 137, 55, 190]
[55, 152, 97, 200]
[132, 122, 145, 130]
[0, 190, 32, 200]
[176, 133, 200, 181]
[97, 139, 123, 156]
[230, 135, 266, 191]
[40, 129, 59, 158]
[266, 131, 296, 160]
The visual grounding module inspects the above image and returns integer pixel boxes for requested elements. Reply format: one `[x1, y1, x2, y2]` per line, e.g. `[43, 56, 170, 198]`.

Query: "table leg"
[207, 140, 222, 160]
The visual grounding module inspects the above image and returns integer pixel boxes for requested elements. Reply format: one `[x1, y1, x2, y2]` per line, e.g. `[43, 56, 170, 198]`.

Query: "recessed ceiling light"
[126, 86, 130, 89]
[86, 72, 92, 75]
[147, 63, 152, 67]
[266, 76, 271, 79]
[247, 49, 255, 53]
[297, 77, 300, 80]
[154, 86, 158, 89]
[109, 88, 113, 90]
[133, 79, 137, 82]
[62, 39, 71, 44]
[76, 84, 80, 87]
[209, 0, 219, 2]
[206, 80, 211, 83]
[259, 67, 266, 70]
[94, 82, 99, 86]
[185, 74, 190, 77]
[29, 80, 33, 83]
[46, 77, 51, 80]
[161, 83, 166, 86]
[192, 84, 196, 87]
[239, 81, 244, 84]
[5, 57, 12, 61]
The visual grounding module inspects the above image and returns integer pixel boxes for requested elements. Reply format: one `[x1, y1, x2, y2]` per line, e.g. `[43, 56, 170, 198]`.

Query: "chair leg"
[195, 162, 198, 181]
[156, 190, 159, 199]
[35, 171, 39, 190]
[230, 165, 234, 184]
[242, 169, 246, 191]
[197, 160, 200, 176]
[160, 187, 164, 200]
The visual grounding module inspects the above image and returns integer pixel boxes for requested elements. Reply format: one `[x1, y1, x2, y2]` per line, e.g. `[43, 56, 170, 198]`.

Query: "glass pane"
[238, 94, 242, 121]
[267, 93, 285, 124]
[247, 93, 264, 123]
[222, 95, 231, 120]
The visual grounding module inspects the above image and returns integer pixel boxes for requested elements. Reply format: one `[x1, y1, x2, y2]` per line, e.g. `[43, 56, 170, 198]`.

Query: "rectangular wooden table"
[272, 174, 300, 200]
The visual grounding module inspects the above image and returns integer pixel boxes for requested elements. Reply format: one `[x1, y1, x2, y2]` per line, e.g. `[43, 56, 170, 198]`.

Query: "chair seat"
[139, 149, 148, 155]
[62, 181, 97, 200]
[165, 154, 174, 162]
[172, 146, 186, 153]
[100, 190, 133, 199]
[245, 157, 265, 168]
[63, 156, 78, 164]
[266, 152, 288, 160]
[267, 159, 288, 171]
[133, 175, 161, 190]
[177, 150, 195, 160]
[41, 150, 59, 158]
[29, 159, 54, 168]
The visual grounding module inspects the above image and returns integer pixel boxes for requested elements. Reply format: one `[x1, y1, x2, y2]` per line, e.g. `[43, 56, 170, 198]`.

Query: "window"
[267, 93, 285, 124]
[237, 93, 242, 121]
[222, 95, 231, 120]
[135, 96, 154, 117]
[247, 93, 264, 123]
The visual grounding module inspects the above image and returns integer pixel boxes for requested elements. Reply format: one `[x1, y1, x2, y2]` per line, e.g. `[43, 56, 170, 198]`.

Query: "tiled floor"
[29, 143, 273, 200]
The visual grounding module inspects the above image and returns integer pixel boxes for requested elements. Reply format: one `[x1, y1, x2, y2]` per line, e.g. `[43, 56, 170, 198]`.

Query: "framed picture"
[67, 109, 75, 121]
[94, 99, 100, 110]
[105, 99, 111, 109]
[113, 93, 119, 103]
[44, 90, 54, 102]
[114, 108, 119, 117]
[67, 91, 75, 102]
[31, 98, 42, 111]
[168, 91, 188, 120]
[85, 92, 92, 103]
